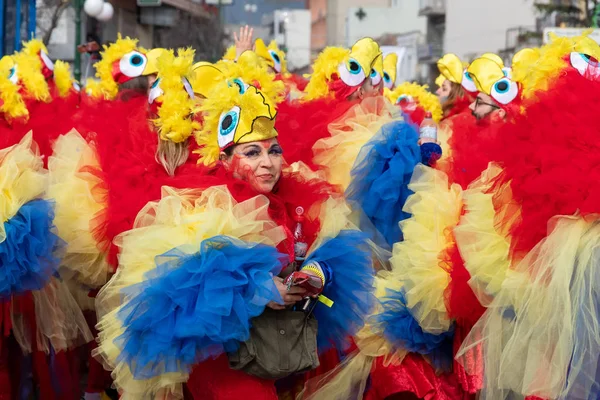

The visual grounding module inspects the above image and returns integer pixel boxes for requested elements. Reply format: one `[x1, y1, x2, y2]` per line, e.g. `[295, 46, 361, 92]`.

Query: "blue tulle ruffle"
[307, 230, 375, 352]
[116, 235, 286, 380]
[0, 199, 62, 299]
[374, 289, 454, 371]
[346, 120, 421, 248]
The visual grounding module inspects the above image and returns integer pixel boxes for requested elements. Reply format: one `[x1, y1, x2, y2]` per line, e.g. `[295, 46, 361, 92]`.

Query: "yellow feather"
[53, 60, 74, 98]
[0, 56, 28, 121]
[304, 46, 350, 101]
[153, 48, 200, 144]
[223, 45, 236, 61]
[84, 34, 145, 100]
[211, 52, 286, 104]
[387, 82, 443, 123]
[514, 33, 600, 100]
[13, 40, 51, 102]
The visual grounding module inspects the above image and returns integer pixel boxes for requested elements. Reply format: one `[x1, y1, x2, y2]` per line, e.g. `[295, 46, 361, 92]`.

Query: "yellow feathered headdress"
[383, 53, 398, 89]
[385, 82, 443, 123]
[0, 56, 28, 121]
[192, 50, 286, 105]
[193, 62, 278, 166]
[254, 39, 287, 74]
[12, 39, 52, 102]
[149, 48, 200, 144]
[304, 37, 382, 101]
[84, 34, 151, 100]
[512, 32, 600, 101]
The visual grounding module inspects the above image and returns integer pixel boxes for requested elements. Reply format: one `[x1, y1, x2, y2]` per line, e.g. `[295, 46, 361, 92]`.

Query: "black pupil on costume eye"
[496, 81, 509, 91]
[222, 115, 233, 130]
[272, 54, 280, 62]
[350, 61, 359, 72]
[131, 55, 143, 66]
[384, 73, 390, 80]
[235, 82, 243, 92]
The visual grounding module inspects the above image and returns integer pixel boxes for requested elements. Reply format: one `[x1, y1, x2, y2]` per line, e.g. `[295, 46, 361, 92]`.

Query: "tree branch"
[42, 0, 70, 45]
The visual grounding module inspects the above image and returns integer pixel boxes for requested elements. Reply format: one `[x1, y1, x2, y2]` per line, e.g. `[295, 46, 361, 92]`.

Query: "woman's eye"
[244, 150, 260, 157]
[269, 147, 283, 155]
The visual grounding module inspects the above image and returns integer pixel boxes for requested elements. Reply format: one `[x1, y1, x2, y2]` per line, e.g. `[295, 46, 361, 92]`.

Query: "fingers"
[233, 31, 239, 42]
[286, 286, 307, 295]
[267, 301, 285, 310]
[248, 27, 254, 41]
[283, 294, 304, 305]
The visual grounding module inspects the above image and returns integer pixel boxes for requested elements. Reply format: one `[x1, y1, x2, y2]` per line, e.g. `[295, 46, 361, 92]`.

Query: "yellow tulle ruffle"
[0, 132, 47, 242]
[458, 216, 600, 400]
[453, 164, 514, 305]
[47, 129, 110, 289]
[94, 185, 287, 399]
[11, 277, 93, 353]
[388, 165, 463, 334]
[312, 96, 399, 190]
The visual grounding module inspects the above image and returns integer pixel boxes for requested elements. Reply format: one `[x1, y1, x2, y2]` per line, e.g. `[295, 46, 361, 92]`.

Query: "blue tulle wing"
[346, 120, 421, 248]
[0, 199, 62, 299]
[307, 230, 375, 352]
[374, 289, 454, 371]
[116, 235, 286, 380]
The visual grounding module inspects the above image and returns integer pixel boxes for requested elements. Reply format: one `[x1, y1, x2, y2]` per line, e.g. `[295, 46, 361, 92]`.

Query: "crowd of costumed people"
[1, 23, 600, 400]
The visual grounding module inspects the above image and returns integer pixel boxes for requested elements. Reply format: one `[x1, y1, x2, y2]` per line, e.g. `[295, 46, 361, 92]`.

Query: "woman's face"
[221, 138, 283, 193]
[436, 79, 452, 100]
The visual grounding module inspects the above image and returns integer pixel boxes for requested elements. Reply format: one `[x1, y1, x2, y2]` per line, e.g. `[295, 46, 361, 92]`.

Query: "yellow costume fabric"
[388, 165, 463, 334]
[47, 129, 110, 289]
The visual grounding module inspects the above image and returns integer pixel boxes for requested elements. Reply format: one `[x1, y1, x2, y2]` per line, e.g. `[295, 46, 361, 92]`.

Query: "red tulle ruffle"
[187, 355, 277, 400]
[489, 69, 600, 258]
[275, 97, 356, 169]
[366, 353, 468, 400]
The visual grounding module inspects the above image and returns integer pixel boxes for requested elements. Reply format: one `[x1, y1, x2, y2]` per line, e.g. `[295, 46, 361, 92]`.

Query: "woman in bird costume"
[307, 53, 529, 400]
[276, 37, 385, 172]
[92, 53, 377, 399]
[456, 33, 600, 400]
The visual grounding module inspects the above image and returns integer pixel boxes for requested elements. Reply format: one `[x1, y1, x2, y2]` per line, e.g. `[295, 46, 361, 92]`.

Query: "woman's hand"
[267, 276, 307, 310]
[234, 25, 254, 59]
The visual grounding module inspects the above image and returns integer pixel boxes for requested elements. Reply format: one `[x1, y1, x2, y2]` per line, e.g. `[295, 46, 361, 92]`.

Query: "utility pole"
[27, 0, 36, 39]
[74, 0, 82, 81]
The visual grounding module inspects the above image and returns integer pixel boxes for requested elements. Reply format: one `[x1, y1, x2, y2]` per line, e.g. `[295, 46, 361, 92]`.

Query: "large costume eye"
[217, 106, 241, 148]
[338, 58, 366, 87]
[40, 51, 54, 71]
[383, 72, 393, 89]
[182, 77, 194, 99]
[229, 78, 249, 94]
[148, 78, 163, 104]
[119, 51, 148, 78]
[268, 50, 282, 73]
[462, 69, 477, 93]
[396, 94, 414, 106]
[8, 65, 18, 84]
[490, 77, 519, 105]
[570, 52, 600, 80]
[370, 69, 382, 86]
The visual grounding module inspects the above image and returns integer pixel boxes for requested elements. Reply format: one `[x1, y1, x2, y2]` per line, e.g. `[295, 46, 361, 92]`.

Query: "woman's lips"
[256, 174, 274, 181]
